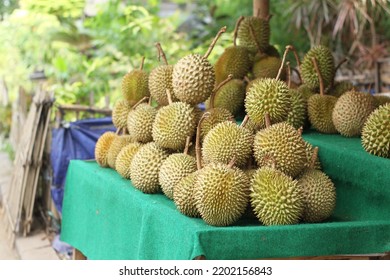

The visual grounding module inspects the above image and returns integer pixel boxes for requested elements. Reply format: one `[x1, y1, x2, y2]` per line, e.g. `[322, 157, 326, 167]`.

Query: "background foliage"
[0, 0, 389, 137]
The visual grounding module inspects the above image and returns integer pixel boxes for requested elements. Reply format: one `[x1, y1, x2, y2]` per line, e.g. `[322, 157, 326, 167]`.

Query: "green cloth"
[61, 132, 390, 260]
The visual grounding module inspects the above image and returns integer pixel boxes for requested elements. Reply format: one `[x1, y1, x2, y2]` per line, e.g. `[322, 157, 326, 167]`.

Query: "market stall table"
[60, 131, 390, 260]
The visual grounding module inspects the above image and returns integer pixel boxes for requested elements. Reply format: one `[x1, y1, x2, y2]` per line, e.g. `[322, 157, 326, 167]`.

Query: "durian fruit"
[95, 132, 117, 167]
[328, 81, 354, 97]
[253, 118, 307, 178]
[307, 57, 338, 134]
[112, 99, 132, 130]
[202, 120, 254, 168]
[205, 79, 246, 116]
[361, 103, 390, 158]
[199, 76, 235, 142]
[301, 45, 335, 90]
[297, 84, 315, 101]
[332, 90, 378, 137]
[121, 57, 150, 106]
[130, 142, 170, 193]
[237, 16, 270, 54]
[252, 55, 285, 80]
[152, 90, 197, 150]
[158, 138, 197, 199]
[245, 78, 291, 128]
[172, 27, 226, 105]
[173, 170, 201, 217]
[115, 142, 143, 179]
[195, 161, 250, 226]
[298, 148, 336, 222]
[107, 135, 134, 169]
[127, 101, 157, 143]
[214, 17, 251, 84]
[250, 166, 304, 225]
[148, 43, 177, 106]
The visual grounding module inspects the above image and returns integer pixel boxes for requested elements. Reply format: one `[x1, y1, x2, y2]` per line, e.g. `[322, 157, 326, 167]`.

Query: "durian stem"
[148, 96, 152, 106]
[248, 22, 262, 54]
[131, 96, 149, 110]
[184, 136, 191, 155]
[139, 56, 145, 71]
[276, 45, 293, 80]
[244, 76, 251, 84]
[116, 127, 121, 135]
[240, 115, 249, 128]
[122, 127, 128, 135]
[155, 43, 168, 65]
[310, 147, 319, 169]
[233, 16, 245, 47]
[210, 74, 233, 109]
[166, 89, 173, 105]
[227, 156, 236, 169]
[264, 113, 271, 128]
[286, 61, 291, 88]
[204, 26, 227, 59]
[196, 112, 211, 170]
[311, 57, 325, 96]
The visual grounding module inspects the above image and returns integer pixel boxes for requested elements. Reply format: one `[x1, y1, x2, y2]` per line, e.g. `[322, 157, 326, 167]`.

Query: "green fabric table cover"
[61, 131, 390, 260]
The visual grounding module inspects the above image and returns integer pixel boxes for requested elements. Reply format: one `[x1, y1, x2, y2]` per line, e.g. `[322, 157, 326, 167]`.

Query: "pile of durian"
[94, 14, 388, 227]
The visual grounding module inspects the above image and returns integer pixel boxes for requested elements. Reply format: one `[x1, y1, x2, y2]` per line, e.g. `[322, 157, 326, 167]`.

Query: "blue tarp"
[50, 117, 115, 214]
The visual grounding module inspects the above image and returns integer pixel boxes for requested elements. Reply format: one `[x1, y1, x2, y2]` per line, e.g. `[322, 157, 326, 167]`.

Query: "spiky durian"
[202, 121, 254, 168]
[361, 103, 390, 158]
[245, 78, 291, 128]
[112, 99, 132, 130]
[107, 135, 134, 169]
[205, 79, 246, 116]
[195, 162, 250, 226]
[95, 132, 116, 167]
[115, 142, 143, 179]
[121, 57, 149, 106]
[237, 16, 270, 54]
[252, 55, 285, 80]
[173, 170, 201, 218]
[159, 153, 197, 199]
[253, 122, 307, 178]
[298, 169, 336, 223]
[286, 88, 307, 129]
[215, 46, 250, 84]
[301, 45, 335, 90]
[250, 166, 304, 225]
[130, 142, 169, 193]
[332, 91, 377, 137]
[127, 103, 157, 143]
[329, 81, 354, 97]
[152, 102, 197, 150]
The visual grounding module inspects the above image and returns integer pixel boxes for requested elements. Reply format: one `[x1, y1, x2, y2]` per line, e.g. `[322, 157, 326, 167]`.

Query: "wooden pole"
[253, 0, 269, 19]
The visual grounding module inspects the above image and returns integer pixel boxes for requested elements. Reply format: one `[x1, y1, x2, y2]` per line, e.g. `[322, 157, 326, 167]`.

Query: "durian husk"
[95, 132, 117, 167]
[127, 103, 157, 143]
[106, 135, 135, 169]
[112, 99, 132, 130]
[173, 170, 202, 218]
[307, 94, 338, 134]
[121, 70, 150, 106]
[115, 142, 143, 179]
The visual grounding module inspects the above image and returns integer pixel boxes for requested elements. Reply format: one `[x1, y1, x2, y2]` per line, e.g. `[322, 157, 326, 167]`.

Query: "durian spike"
[204, 26, 227, 59]
[196, 112, 211, 170]
[240, 115, 249, 128]
[183, 136, 191, 155]
[233, 16, 245, 47]
[131, 96, 149, 110]
[286, 61, 291, 88]
[166, 89, 173, 105]
[276, 45, 293, 80]
[311, 57, 325, 96]
[139, 56, 145, 71]
[310, 147, 319, 169]
[264, 113, 272, 128]
[248, 22, 263, 54]
[227, 156, 237, 168]
[155, 43, 168, 65]
[210, 74, 234, 109]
